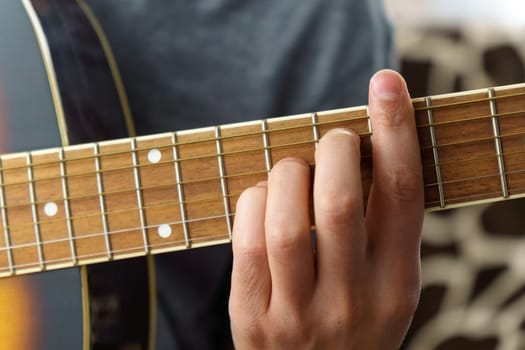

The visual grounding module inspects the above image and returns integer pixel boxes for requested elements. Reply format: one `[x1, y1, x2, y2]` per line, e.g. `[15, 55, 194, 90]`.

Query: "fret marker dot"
[44, 202, 58, 217]
[148, 149, 162, 163]
[158, 224, 172, 238]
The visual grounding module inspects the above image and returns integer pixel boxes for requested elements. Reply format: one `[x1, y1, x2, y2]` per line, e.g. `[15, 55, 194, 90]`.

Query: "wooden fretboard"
[2, 83, 525, 278]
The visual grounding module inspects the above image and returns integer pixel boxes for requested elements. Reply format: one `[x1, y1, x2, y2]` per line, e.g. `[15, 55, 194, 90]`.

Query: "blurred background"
[385, 1, 525, 349]
[1, 1, 525, 349]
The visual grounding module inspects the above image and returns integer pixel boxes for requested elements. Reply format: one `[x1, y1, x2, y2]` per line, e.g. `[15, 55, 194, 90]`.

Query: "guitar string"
[0, 89, 524, 174]
[3, 175, 525, 269]
[413, 89, 525, 112]
[0, 90, 521, 239]
[0, 116, 523, 193]
[4, 177, 525, 272]
[0, 185, 246, 231]
[424, 187, 520, 208]
[0, 137, 333, 188]
[0, 229, 232, 273]
[0, 109, 522, 204]
[0, 96, 524, 188]
[0, 130, 523, 219]
[421, 147, 525, 168]
[0, 143, 509, 223]
[0, 159, 525, 251]
[0, 152, 517, 233]
[0, 212, 234, 253]
[415, 108, 525, 128]
[2, 89, 525, 271]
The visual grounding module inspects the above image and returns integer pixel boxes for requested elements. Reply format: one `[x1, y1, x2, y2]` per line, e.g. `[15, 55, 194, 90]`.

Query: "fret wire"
[0, 212, 236, 256]
[425, 186, 524, 208]
[10, 112, 525, 190]
[131, 138, 149, 253]
[423, 167, 525, 189]
[9, 161, 525, 269]
[0, 175, 253, 233]
[1, 136, 525, 228]
[7, 163, 525, 257]
[0, 115, 369, 174]
[0, 230, 232, 273]
[0, 89, 523, 178]
[311, 113, 320, 149]
[422, 147, 525, 169]
[59, 148, 77, 265]
[16, 92, 525, 172]
[426, 97, 446, 208]
[7, 163, 525, 237]
[13, 157, 525, 234]
[9, 104, 525, 180]
[3, 142, 286, 211]
[11, 157, 525, 270]
[10, 127, 522, 201]
[419, 130, 525, 151]
[172, 132, 190, 248]
[3, 140, 525, 228]
[26, 153, 45, 270]
[6, 168, 525, 273]
[261, 119, 273, 173]
[416, 108, 525, 129]
[94, 143, 112, 260]
[414, 89, 525, 112]
[2, 94, 525, 176]
[13, 160, 525, 259]
[215, 126, 233, 240]
[0, 136, 349, 188]
[0, 158, 14, 274]
[3, 107, 525, 189]
[489, 88, 509, 198]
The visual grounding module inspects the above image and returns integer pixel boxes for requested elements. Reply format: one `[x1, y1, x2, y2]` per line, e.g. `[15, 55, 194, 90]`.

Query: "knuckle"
[317, 291, 362, 334]
[381, 166, 422, 203]
[323, 309, 354, 337]
[377, 289, 419, 324]
[267, 311, 311, 344]
[265, 220, 309, 256]
[234, 237, 265, 258]
[317, 192, 362, 226]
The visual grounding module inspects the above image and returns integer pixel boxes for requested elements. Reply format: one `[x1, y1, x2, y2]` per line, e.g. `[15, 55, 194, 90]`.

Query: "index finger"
[366, 70, 424, 270]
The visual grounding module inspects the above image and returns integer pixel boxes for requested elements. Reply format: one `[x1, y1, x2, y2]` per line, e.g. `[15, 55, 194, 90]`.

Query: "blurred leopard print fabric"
[398, 27, 525, 349]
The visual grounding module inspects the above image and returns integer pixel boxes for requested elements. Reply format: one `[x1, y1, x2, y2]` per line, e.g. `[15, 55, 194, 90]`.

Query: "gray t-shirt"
[85, 1, 393, 348]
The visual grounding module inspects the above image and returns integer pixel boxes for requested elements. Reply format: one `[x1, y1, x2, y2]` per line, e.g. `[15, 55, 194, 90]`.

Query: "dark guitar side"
[0, 1, 152, 349]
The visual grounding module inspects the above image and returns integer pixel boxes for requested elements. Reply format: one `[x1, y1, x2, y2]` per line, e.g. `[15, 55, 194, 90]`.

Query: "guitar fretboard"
[2, 83, 525, 278]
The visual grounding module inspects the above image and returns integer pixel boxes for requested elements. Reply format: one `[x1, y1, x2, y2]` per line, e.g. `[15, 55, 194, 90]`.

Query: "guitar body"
[0, 1, 151, 349]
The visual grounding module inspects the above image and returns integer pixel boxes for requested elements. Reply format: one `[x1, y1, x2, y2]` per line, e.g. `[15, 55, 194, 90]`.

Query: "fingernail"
[276, 157, 310, 169]
[322, 128, 360, 148]
[371, 70, 402, 101]
[325, 128, 357, 137]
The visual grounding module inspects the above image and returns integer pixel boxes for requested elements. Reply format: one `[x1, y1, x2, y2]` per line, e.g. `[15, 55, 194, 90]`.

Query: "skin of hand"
[229, 69, 424, 349]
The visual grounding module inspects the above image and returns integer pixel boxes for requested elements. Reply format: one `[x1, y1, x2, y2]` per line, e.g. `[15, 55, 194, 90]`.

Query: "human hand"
[229, 70, 424, 349]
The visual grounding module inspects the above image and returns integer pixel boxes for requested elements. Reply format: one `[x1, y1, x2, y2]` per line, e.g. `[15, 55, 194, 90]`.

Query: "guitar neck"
[1, 83, 525, 278]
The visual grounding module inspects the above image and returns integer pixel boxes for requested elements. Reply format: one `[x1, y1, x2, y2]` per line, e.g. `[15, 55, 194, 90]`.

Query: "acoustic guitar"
[1, 1, 151, 349]
[2, 0, 525, 349]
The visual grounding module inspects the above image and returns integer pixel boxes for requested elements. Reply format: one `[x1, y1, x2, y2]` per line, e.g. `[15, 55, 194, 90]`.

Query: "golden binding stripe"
[75, 0, 136, 137]
[20, 0, 70, 146]
[74, 2, 156, 349]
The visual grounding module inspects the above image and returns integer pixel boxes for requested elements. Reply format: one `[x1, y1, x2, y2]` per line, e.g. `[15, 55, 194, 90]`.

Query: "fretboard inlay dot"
[44, 201, 58, 217]
[157, 224, 172, 238]
[147, 149, 162, 164]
